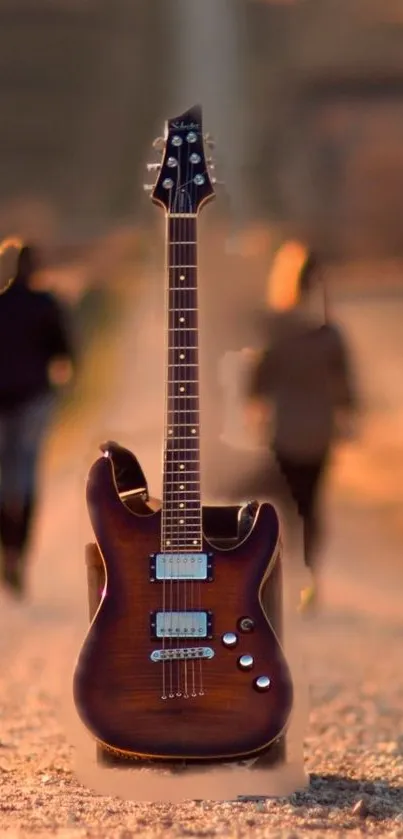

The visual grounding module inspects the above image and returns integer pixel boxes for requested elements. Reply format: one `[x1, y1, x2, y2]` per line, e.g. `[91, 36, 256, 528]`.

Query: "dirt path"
[0, 291, 402, 838]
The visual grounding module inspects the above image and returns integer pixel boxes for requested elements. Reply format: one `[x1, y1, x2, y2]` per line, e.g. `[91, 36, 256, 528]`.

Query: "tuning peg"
[204, 133, 215, 149]
[143, 184, 153, 193]
[208, 163, 216, 171]
[211, 177, 224, 186]
[152, 136, 165, 151]
[146, 163, 161, 171]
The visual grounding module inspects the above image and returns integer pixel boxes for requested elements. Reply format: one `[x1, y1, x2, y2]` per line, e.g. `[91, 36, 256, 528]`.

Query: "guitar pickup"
[149, 552, 213, 582]
[150, 611, 213, 640]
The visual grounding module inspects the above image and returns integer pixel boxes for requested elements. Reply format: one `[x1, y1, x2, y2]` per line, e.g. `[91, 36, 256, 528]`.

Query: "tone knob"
[238, 655, 254, 671]
[222, 632, 238, 648]
[254, 676, 271, 692]
[238, 617, 255, 633]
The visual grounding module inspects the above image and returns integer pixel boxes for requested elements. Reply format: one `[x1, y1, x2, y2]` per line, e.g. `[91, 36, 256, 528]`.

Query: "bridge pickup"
[150, 552, 213, 582]
[150, 611, 213, 640]
[150, 646, 214, 662]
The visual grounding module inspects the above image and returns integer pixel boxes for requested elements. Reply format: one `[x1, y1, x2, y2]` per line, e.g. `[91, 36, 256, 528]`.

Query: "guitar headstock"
[144, 105, 219, 216]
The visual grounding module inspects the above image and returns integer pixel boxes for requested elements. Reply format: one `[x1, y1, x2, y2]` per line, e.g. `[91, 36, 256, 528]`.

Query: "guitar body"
[73, 454, 292, 761]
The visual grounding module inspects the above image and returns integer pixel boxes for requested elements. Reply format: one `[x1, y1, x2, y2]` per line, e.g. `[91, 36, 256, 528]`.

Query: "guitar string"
[191, 169, 205, 696]
[183, 149, 193, 701]
[174, 201, 181, 698]
[169, 185, 175, 698]
[161, 192, 170, 701]
[189, 208, 197, 697]
[194, 202, 205, 697]
[189, 173, 204, 697]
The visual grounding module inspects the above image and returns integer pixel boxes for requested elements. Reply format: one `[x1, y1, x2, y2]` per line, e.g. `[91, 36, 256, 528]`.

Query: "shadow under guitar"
[84, 441, 287, 772]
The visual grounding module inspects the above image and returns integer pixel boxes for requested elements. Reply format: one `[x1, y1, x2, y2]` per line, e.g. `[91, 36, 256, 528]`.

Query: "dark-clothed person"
[247, 252, 359, 607]
[0, 245, 75, 596]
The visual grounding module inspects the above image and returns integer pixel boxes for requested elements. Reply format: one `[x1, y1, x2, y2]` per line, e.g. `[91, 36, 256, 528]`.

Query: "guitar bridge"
[150, 646, 214, 662]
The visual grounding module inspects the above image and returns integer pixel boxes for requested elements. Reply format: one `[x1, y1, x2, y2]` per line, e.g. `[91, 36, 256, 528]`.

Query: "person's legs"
[0, 394, 55, 594]
[274, 453, 328, 564]
[274, 450, 329, 609]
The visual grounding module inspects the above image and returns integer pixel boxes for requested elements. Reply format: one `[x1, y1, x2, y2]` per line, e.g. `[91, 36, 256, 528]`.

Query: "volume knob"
[238, 655, 254, 671]
[222, 632, 238, 648]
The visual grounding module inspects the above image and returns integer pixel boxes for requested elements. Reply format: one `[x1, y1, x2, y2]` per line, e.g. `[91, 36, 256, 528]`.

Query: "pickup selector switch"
[238, 617, 255, 633]
[222, 632, 238, 648]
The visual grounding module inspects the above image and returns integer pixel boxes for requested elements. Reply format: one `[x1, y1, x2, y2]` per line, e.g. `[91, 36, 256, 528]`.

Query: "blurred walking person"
[245, 247, 359, 611]
[0, 244, 75, 597]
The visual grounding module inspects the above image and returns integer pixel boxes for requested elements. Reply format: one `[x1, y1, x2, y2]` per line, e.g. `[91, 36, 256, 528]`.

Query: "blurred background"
[0, 0, 401, 620]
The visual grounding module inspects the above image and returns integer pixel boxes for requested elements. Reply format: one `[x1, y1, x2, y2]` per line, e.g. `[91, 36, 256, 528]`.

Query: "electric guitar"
[73, 105, 293, 763]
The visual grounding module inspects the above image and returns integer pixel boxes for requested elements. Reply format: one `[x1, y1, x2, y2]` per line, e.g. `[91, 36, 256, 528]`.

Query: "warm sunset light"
[266, 239, 308, 310]
[0, 235, 23, 293]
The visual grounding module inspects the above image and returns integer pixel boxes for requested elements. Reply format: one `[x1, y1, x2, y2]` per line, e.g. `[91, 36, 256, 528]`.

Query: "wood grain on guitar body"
[72, 106, 293, 764]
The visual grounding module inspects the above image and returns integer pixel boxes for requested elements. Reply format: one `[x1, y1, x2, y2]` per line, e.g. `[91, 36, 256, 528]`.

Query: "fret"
[169, 241, 197, 245]
[168, 364, 198, 367]
[168, 286, 198, 291]
[168, 264, 197, 269]
[163, 480, 200, 492]
[163, 507, 201, 513]
[166, 422, 200, 426]
[163, 469, 201, 474]
[164, 488, 200, 496]
[166, 434, 200, 451]
[163, 487, 201, 491]
[164, 437, 200, 442]
[168, 213, 197, 218]
[168, 398, 199, 402]
[168, 308, 197, 313]
[163, 487, 201, 490]
[161, 547, 203, 552]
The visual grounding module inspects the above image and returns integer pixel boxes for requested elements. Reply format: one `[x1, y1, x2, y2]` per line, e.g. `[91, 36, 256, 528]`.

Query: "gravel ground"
[1, 293, 402, 838]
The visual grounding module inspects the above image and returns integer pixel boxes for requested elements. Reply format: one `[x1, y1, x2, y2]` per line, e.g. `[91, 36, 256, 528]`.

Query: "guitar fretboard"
[161, 216, 202, 552]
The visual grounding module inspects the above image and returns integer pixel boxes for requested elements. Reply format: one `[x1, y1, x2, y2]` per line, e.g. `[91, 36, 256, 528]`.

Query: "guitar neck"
[161, 214, 202, 553]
